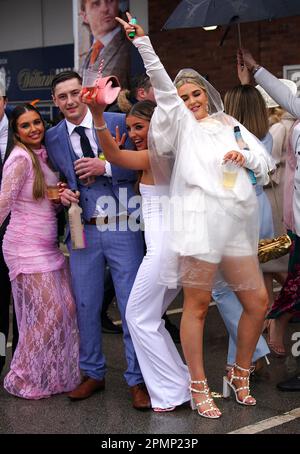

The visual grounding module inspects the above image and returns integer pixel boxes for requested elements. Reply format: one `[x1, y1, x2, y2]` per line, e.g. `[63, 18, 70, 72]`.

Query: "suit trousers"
[67, 221, 144, 386]
[101, 265, 115, 315]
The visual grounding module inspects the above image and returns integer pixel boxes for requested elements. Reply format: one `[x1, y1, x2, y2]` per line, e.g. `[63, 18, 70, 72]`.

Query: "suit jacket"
[81, 30, 131, 90]
[45, 111, 139, 224]
[0, 124, 13, 239]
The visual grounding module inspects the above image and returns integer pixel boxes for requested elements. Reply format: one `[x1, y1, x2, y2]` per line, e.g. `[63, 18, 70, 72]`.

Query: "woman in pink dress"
[0, 104, 80, 399]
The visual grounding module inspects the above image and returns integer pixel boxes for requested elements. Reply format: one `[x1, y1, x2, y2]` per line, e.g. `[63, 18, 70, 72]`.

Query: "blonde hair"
[117, 89, 133, 114]
[268, 107, 285, 127]
[174, 69, 224, 114]
[174, 73, 207, 92]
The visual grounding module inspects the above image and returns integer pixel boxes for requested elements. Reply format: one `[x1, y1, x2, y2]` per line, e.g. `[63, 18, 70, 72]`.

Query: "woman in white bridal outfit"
[115, 13, 274, 419]
[82, 97, 190, 412]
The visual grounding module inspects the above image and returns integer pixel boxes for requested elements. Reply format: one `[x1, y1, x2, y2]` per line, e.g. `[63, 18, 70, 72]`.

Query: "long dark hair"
[127, 100, 156, 192]
[9, 104, 46, 200]
[128, 100, 156, 123]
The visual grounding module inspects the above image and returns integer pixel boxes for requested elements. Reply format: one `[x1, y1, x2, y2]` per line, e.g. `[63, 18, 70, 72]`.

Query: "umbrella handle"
[219, 17, 241, 48]
[237, 23, 242, 48]
[219, 24, 231, 47]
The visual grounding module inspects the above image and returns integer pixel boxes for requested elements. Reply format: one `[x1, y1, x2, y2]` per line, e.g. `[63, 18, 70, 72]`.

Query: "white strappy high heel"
[223, 363, 256, 406]
[190, 379, 222, 419]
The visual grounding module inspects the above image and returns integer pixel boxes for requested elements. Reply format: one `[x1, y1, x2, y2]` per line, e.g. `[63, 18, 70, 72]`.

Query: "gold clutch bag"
[258, 234, 292, 263]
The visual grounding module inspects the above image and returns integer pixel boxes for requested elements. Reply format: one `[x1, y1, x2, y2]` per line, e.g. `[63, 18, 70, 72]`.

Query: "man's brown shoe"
[68, 376, 105, 401]
[130, 383, 151, 410]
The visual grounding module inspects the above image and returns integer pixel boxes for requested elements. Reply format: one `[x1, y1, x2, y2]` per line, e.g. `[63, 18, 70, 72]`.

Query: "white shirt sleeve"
[236, 122, 275, 186]
[255, 67, 300, 119]
[104, 161, 112, 177]
[133, 36, 187, 152]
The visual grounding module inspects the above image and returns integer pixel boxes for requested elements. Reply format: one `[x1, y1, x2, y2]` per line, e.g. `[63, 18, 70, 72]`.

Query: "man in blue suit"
[45, 71, 149, 408]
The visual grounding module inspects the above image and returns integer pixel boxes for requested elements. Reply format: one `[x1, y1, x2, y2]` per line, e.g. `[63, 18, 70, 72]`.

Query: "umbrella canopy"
[163, 0, 300, 30]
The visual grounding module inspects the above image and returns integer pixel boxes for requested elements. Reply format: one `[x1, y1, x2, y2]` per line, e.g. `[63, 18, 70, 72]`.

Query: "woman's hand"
[80, 88, 106, 114]
[237, 52, 251, 85]
[114, 125, 127, 148]
[238, 48, 258, 72]
[223, 151, 245, 167]
[115, 12, 145, 40]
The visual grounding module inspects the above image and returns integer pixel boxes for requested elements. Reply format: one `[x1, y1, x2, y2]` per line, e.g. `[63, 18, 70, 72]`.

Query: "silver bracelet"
[252, 65, 261, 76]
[94, 122, 108, 131]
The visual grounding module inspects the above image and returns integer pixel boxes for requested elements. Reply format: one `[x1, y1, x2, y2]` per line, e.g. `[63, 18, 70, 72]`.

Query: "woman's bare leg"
[235, 286, 268, 369]
[222, 256, 268, 403]
[181, 285, 221, 417]
[181, 287, 211, 379]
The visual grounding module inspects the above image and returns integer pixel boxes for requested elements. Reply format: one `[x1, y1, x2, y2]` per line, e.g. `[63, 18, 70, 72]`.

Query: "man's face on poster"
[83, 0, 120, 39]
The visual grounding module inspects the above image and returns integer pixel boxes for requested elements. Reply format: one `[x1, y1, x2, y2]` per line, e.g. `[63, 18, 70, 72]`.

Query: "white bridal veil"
[148, 67, 273, 291]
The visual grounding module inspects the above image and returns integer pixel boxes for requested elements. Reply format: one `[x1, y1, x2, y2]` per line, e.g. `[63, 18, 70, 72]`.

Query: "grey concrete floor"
[0, 298, 300, 435]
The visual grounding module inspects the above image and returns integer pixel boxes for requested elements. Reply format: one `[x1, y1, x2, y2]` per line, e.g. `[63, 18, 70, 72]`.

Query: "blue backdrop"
[0, 44, 74, 102]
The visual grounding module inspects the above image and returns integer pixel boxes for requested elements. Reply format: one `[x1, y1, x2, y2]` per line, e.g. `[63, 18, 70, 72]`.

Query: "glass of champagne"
[46, 185, 60, 201]
[222, 161, 238, 189]
[82, 68, 99, 100]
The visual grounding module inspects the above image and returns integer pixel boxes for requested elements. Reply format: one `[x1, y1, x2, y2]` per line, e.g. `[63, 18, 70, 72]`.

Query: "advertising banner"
[74, 0, 144, 90]
[0, 44, 74, 103]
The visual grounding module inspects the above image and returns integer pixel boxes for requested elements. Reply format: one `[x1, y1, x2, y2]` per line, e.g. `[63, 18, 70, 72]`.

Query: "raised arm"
[255, 68, 300, 119]
[115, 13, 185, 151]
[96, 124, 150, 170]
[80, 94, 150, 170]
[0, 153, 29, 226]
[116, 13, 182, 107]
[239, 48, 300, 119]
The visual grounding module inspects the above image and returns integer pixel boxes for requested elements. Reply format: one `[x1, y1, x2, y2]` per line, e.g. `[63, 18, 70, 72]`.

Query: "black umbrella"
[163, 0, 300, 46]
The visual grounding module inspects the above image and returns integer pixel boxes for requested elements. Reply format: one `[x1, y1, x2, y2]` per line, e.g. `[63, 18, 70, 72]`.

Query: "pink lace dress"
[0, 146, 80, 399]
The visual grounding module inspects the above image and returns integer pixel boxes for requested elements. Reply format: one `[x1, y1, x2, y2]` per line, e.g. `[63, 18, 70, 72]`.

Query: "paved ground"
[0, 296, 300, 436]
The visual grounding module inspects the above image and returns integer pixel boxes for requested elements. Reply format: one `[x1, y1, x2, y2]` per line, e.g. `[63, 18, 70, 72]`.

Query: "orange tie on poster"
[90, 40, 103, 65]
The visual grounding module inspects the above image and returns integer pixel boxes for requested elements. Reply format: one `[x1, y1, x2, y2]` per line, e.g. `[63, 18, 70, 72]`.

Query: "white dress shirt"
[0, 113, 8, 163]
[66, 109, 112, 217]
[66, 108, 111, 175]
